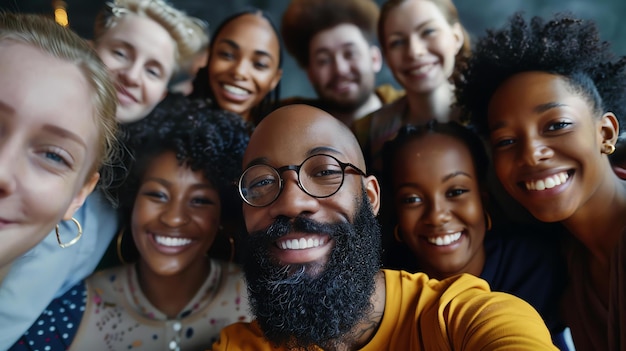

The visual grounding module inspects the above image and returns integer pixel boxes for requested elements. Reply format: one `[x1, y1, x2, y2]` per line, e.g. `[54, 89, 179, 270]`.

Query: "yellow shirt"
[210, 270, 557, 350]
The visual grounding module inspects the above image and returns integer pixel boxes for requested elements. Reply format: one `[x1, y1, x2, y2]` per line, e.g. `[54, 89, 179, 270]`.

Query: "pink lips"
[116, 85, 138, 105]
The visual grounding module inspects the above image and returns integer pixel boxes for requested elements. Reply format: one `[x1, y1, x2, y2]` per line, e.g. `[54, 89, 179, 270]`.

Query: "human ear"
[370, 45, 383, 73]
[599, 112, 619, 148]
[62, 172, 100, 220]
[364, 175, 381, 215]
[451, 22, 465, 55]
[269, 68, 283, 92]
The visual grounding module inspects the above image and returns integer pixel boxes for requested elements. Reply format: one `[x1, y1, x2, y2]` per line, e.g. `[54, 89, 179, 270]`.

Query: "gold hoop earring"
[485, 211, 492, 231]
[55, 217, 82, 248]
[604, 143, 616, 155]
[116, 228, 127, 265]
[393, 225, 403, 243]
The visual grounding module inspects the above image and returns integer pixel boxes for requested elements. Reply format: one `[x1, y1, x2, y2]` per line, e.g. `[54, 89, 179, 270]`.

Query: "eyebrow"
[313, 42, 356, 56]
[388, 19, 436, 37]
[219, 38, 276, 62]
[42, 124, 87, 148]
[442, 171, 472, 182]
[143, 177, 213, 189]
[490, 101, 567, 131]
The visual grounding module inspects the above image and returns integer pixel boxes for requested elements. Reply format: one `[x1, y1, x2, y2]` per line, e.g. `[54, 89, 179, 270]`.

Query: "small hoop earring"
[604, 143, 616, 155]
[55, 217, 83, 248]
[116, 228, 127, 265]
[393, 225, 403, 243]
[485, 211, 492, 231]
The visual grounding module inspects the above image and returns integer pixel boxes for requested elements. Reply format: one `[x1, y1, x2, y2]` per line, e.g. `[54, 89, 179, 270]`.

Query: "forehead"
[214, 14, 280, 53]
[384, 0, 449, 32]
[488, 71, 590, 117]
[98, 14, 177, 65]
[310, 23, 370, 52]
[243, 107, 361, 167]
[395, 134, 476, 177]
[0, 42, 96, 125]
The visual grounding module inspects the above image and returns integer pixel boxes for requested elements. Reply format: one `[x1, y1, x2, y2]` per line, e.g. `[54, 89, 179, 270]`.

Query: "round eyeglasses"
[238, 154, 367, 207]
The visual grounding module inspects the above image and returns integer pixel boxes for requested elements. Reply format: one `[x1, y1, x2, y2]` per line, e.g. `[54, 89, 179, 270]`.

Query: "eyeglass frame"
[238, 153, 367, 207]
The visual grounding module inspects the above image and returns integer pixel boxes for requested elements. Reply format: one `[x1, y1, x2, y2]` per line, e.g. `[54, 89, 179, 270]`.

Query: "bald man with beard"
[210, 104, 558, 351]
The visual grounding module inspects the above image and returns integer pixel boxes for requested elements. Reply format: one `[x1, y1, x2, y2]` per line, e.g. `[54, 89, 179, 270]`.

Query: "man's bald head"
[245, 104, 367, 172]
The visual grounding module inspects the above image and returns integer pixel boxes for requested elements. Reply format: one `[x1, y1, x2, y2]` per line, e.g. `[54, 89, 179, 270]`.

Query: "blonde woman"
[0, 12, 118, 348]
[1, 1, 208, 348]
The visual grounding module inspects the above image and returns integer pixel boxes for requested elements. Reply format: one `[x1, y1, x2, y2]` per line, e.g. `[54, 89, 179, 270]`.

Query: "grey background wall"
[2, 0, 625, 99]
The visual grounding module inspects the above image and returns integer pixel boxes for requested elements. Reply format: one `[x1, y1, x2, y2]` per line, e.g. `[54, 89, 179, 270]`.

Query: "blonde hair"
[94, 0, 209, 72]
[0, 12, 118, 184]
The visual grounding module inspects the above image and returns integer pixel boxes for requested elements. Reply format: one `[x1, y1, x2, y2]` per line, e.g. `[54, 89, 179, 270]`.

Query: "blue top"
[0, 191, 119, 349]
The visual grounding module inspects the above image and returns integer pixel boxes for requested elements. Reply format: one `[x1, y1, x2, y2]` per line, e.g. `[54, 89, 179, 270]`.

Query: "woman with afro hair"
[456, 12, 626, 351]
[12, 99, 253, 351]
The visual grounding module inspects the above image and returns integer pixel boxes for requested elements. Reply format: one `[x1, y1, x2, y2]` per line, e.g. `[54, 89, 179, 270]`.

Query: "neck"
[561, 169, 626, 264]
[405, 83, 456, 124]
[331, 94, 382, 127]
[332, 271, 386, 351]
[135, 257, 211, 318]
[0, 263, 11, 286]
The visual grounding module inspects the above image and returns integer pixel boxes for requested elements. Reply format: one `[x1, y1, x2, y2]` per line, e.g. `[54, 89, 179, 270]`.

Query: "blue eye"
[45, 151, 65, 164]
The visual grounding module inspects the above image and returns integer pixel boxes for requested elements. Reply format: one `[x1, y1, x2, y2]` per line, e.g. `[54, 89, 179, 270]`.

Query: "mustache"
[249, 215, 342, 242]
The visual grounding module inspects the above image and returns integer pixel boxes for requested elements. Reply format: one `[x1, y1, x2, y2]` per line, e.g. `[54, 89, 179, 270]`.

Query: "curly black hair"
[115, 95, 251, 262]
[281, 0, 379, 68]
[455, 12, 626, 140]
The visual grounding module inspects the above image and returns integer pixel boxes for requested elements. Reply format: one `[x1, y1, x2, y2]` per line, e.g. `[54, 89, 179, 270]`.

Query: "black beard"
[243, 191, 382, 350]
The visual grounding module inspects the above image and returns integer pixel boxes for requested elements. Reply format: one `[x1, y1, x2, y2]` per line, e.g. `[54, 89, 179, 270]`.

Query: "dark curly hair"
[115, 95, 251, 262]
[456, 12, 626, 140]
[281, 0, 379, 68]
[190, 8, 283, 125]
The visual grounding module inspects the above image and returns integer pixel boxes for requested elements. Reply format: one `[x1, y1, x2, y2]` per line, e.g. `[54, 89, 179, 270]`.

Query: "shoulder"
[375, 84, 405, 104]
[210, 321, 282, 351]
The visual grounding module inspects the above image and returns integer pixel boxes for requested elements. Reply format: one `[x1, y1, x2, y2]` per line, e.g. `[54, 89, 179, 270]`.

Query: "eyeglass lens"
[240, 154, 346, 206]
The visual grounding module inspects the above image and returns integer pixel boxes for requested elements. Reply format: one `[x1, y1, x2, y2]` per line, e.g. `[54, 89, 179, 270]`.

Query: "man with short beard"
[210, 104, 558, 351]
[279, 0, 403, 127]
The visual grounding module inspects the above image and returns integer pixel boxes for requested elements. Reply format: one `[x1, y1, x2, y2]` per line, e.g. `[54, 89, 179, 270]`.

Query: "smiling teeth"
[155, 235, 192, 247]
[278, 237, 326, 250]
[525, 172, 568, 191]
[223, 84, 249, 96]
[427, 232, 462, 246]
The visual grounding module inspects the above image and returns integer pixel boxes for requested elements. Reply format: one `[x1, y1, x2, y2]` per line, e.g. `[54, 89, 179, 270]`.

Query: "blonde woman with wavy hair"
[0, 12, 119, 349]
[93, 0, 209, 123]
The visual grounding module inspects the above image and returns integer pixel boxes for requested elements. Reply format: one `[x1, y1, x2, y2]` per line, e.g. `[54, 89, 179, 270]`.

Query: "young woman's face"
[382, 0, 463, 94]
[0, 43, 100, 268]
[131, 151, 221, 277]
[392, 133, 485, 278]
[487, 71, 610, 223]
[208, 13, 282, 122]
[95, 14, 176, 123]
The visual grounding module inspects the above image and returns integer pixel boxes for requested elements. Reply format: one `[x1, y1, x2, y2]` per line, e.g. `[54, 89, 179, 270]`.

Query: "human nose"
[518, 137, 554, 166]
[267, 170, 320, 219]
[231, 58, 249, 80]
[118, 62, 142, 86]
[332, 55, 350, 75]
[159, 200, 190, 227]
[408, 35, 427, 58]
[0, 141, 17, 197]
[423, 197, 451, 227]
